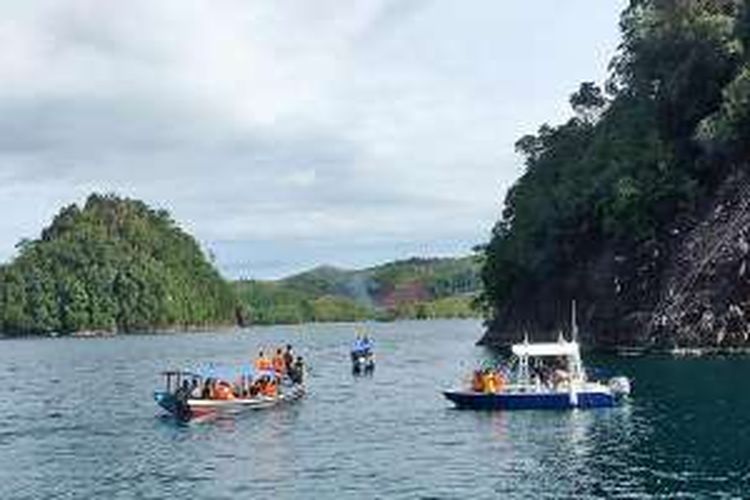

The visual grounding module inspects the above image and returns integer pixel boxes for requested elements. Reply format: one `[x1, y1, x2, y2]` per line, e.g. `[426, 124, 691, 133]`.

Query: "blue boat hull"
[443, 390, 616, 410]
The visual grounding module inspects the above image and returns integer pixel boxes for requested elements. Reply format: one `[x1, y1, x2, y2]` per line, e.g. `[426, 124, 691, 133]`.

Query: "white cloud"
[0, 0, 627, 277]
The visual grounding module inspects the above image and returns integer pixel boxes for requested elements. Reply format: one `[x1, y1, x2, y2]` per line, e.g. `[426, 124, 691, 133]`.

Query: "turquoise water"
[0, 320, 748, 498]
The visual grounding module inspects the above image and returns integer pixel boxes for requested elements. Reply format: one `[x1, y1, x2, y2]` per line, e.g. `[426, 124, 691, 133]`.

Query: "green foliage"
[0, 194, 237, 335]
[234, 256, 482, 324]
[481, 0, 750, 320]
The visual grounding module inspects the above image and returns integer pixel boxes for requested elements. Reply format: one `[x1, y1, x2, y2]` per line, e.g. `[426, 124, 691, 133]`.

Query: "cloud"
[0, 0, 627, 277]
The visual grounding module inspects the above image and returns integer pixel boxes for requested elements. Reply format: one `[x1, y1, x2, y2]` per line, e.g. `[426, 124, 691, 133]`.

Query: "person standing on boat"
[272, 348, 286, 375]
[289, 356, 305, 384]
[255, 350, 272, 371]
[283, 344, 294, 372]
[361, 335, 373, 354]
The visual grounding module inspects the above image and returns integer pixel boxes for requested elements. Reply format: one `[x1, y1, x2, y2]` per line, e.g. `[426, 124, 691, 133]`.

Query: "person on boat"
[255, 350, 272, 371]
[201, 378, 214, 399]
[552, 368, 570, 389]
[272, 348, 286, 375]
[248, 378, 261, 398]
[492, 371, 505, 393]
[189, 378, 201, 398]
[214, 380, 236, 400]
[352, 335, 363, 353]
[283, 344, 294, 372]
[471, 370, 484, 392]
[175, 379, 192, 401]
[289, 356, 305, 384]
[361, 335, 373, 353]
[259, 375, 278, 397]
[483, 370, 497, 393]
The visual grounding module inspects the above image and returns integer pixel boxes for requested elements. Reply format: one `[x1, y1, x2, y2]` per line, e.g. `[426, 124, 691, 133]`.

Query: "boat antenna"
[571, 300, 578, 342]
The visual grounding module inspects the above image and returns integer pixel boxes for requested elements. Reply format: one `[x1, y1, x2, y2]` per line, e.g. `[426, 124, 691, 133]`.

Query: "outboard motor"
[608, 376, 631, 399]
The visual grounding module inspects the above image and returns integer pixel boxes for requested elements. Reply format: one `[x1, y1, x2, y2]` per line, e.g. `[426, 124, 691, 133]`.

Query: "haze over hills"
[234, 256, 482, 325]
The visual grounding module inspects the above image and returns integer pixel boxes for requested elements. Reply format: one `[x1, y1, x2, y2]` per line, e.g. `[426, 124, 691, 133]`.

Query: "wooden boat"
[154, 370, 305, 421]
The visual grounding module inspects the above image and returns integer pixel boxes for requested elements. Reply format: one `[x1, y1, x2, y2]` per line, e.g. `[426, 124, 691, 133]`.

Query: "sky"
[0, 0, 628, 279]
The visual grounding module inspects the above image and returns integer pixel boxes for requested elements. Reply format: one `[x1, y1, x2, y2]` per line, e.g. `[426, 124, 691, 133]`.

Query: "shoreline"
[0, 317, 483, 340]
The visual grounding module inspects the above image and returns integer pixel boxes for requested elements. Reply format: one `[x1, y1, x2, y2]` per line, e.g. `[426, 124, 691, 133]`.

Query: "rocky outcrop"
[480, 168, 750, 351]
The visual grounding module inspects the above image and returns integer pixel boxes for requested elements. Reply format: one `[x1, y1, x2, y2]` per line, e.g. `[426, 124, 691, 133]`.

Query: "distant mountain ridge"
[235, 256, 482, 325]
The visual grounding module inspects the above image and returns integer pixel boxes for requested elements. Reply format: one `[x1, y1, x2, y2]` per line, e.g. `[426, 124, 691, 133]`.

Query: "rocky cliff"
[480, 167, 750, 351]
[478, 1, 750, 350]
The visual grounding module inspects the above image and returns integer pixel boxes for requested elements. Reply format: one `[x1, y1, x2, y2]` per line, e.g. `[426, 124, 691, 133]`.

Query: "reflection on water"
[0, 320, 749, 498]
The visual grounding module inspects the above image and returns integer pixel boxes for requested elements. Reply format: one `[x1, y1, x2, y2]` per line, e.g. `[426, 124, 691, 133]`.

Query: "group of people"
[531, 358, 571, 390]
[193, 373, 280, 400]
[254, 344, 305, 385]
[351, 334, 373, 356]
[471, 368, 506, 394]
[172, 344, 306, 403]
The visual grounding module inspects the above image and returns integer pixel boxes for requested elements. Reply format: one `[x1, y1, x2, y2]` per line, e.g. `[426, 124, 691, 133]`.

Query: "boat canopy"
[192, 363, 256, 381]
[511, 340, 580, 358]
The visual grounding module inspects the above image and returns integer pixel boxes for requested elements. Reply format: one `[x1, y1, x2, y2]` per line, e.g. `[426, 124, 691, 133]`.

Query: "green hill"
[479, 1, 750, 349]
[0, 194, 237, 335]
[0, 194, 482, 334]
[235, 256, 482, 325]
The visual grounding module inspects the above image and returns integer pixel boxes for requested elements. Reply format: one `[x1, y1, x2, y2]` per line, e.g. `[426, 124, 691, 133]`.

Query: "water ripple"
[0, 321, 749, 498]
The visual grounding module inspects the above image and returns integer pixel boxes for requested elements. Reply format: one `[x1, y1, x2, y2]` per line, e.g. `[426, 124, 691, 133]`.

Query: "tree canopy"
[0, 194, 237, 335]
[480, 0, 750, 324]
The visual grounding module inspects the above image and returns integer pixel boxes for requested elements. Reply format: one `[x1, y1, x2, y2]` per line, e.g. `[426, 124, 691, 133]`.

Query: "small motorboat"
[351, 333, 375, 375]
[444, 303, 630, 410]
[443, 337, 631, 410]
[154, 367, 305, 421]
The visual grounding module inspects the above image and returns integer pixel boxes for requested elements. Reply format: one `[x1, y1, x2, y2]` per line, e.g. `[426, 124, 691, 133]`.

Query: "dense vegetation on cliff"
[481, 0, 750, 346]
[235, 257, 481, 325]
[0, 194, 237, 335]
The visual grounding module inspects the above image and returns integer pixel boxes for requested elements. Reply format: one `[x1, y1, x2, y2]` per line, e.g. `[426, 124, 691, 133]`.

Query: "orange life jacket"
[272, 355, 286, 374]
[261, 381, 278, 397]
[483, 373, 497, 393]
[255, 357, 272, 371]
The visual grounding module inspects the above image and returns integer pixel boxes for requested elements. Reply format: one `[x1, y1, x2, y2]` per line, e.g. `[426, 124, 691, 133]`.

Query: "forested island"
[479, 0, 750, 350]
[0, 194, 238, 335]
[0, 194, 480, 336]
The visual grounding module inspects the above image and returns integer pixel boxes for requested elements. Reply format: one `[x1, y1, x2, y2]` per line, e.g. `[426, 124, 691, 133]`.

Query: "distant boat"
[351, 335, 375, 375]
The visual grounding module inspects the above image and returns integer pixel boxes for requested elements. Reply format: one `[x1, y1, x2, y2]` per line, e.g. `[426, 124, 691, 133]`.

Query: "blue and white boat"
[443, 337, 630, 410]
[351, 336, 375, 375]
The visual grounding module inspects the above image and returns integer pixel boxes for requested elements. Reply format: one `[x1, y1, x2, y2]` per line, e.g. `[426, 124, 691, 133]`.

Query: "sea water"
[0, 320, 748, 498]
